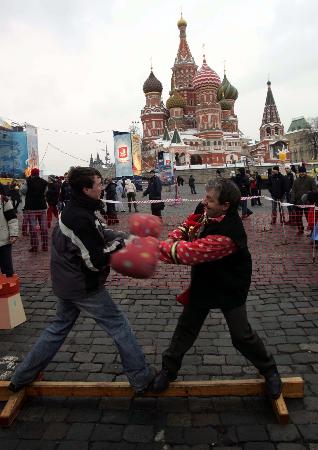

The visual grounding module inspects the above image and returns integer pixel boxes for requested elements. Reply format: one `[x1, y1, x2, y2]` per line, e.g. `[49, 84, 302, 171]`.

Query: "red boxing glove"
[110, 236, 159, 279]
[128, 213, 163, 238]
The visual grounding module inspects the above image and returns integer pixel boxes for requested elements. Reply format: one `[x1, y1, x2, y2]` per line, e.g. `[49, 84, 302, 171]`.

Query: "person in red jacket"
[152, 178, 282, 400]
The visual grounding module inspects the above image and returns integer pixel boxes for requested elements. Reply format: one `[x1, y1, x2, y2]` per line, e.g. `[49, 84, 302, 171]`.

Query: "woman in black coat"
[104, 178, 119, 225]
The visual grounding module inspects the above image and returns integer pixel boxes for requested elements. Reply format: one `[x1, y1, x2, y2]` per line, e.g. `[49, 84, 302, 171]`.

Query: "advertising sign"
[0, 131, 28, 177]
[157, 152, 174, 185]
[131, 133, 142, 176]
[113, 131, 133, 178]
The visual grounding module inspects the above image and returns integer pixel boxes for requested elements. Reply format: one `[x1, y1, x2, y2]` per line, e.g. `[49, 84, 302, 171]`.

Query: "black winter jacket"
[189, 209, 252, 310]
[143, 176, 162, 200]
[24, 176, 48, 210]
[268, 173, 286, 198]
[51, 192, 125, 300]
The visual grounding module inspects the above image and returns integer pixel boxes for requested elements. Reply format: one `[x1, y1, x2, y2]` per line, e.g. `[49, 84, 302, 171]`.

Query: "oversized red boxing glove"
[128, 213, 163, 238]
[110, 236, 159, 279]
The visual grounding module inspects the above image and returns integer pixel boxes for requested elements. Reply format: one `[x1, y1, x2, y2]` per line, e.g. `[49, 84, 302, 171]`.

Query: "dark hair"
[68, 166, 101, 193]
[205, 178, 241, 209]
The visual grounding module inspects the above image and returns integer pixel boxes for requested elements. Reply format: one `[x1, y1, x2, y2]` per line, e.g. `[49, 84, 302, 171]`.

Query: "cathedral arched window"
[266, 127, 271, 136]
[275, 127, 279, 135]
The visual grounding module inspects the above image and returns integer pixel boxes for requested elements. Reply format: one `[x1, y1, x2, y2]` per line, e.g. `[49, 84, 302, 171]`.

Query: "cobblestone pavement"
[0, 185, 318, 450]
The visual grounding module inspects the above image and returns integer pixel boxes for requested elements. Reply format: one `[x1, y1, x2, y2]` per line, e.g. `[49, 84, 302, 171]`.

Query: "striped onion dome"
[193, 56, 221, 90]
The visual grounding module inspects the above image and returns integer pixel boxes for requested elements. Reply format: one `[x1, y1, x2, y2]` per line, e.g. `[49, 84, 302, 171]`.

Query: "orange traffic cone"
[0, 274, 26, 329]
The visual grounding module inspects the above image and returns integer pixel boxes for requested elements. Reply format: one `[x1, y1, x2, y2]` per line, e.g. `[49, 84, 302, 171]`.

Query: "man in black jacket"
[10, 167, 155, 395]
[268, 166, 286, 224]
[143, 170, 163, 217]
[152, 178, 282, 399]
[235, 168, 253, 218]
[24, 168, 48, 252]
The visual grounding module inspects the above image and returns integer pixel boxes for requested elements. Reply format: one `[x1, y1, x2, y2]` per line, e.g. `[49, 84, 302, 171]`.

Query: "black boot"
[264, 369, 282, 399]
[151, 367, 177, 393]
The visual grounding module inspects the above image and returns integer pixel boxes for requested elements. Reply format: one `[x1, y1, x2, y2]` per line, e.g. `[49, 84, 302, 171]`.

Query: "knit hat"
[298, 166, 306, 173]
[30, 168, 40, 176]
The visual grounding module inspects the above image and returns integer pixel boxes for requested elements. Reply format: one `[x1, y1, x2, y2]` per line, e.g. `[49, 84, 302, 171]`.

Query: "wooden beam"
[272, 394, 289, 424]
[0, 388, 26, 427]
[0, 377, 304, 399]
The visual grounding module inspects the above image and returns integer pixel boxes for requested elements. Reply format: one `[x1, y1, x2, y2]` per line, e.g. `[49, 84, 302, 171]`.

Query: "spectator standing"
[115, 181, 126, 212]
[125, 179, 138, 213]
[291, 166, 317, 235]
[189, 175, 196, 194]
[105, 178, 119, 225]
[59, 172, 72, 210]
[255, 172, 263, 206]
[267, 166, 286, 224]
[46, 176, 60, 229]
[235, 168, 253, 219]
[284, 165, 296, 225]
[0, 186, 19, 276]
[143, 170, 163, 217]
[24, 168, 48, 252]
[8, 181, 21, 210]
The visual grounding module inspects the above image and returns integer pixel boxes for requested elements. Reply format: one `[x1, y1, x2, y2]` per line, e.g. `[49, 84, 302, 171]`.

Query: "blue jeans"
[12, 288, 152, 391]
[241, 200, 252, 216]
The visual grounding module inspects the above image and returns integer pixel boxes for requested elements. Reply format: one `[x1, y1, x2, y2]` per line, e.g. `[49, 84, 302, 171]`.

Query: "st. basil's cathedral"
[140, 15, 287, 168]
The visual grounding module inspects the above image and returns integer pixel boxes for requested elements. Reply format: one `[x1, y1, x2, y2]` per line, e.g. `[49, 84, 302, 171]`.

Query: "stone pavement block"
[219, 412, 258, 426]
[167, 413, 192, 427]
[101, 410, 130, 424]
[15, 422, 48, 440]
[18, 406, 46, 422]
[65, 423, 94, 440]
[42, 407, 69, 422]
[157, 398, 188, 412]
[277, 444, 307, 450]
[0, 440, 19, 450]
[131, 397, 157, 410]
[304, 396, 318, 411]
[66, 407, 101, 423]
[16, 441, 56, 450]
[130, 409, 164, 426]
[188, 398, 214, 412]
[236, 425, 268, 442]
[91, 424, 124, 442]
[57, 442, 89, 450]
[298, 424, 318, 441]
[244, 444, 275, 450]
[42, 422, 69, 440]
[163, 427, 185, 445]
[267, 424, 300, 442]
[91, 443, 135, 450]
[183, 427, 217, 445]
[289, 410, 318, 424]
[123, 424, 154, 443]
[99, 397, 131, 410]
[192, 413, 220, 426]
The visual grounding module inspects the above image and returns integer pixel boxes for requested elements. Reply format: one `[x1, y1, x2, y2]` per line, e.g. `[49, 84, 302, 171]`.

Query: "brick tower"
[260, 80, 284, 140]
[141, 69, 168, 143]
[170, 14, 198, 128]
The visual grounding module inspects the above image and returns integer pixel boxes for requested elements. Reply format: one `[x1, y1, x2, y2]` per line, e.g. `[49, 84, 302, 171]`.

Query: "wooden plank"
[0, 377, 304, 399]
[0, 388, 26, 427]
[272, 394, 289, 424]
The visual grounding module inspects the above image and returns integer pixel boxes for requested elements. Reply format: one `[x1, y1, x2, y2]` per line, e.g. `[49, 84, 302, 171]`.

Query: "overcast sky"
[1, 0, 317, 174]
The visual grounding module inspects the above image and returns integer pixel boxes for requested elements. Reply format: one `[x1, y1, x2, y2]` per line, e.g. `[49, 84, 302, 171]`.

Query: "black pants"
[0, 244, 14, 276]
[151, 204, 162, 218]
[162, 303, 276, 377]
[190, 185, 196, 194]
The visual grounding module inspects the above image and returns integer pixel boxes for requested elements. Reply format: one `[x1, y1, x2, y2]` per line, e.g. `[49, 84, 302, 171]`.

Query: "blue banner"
[113, 131, 133, 178]
[0, 131, 28, 177]
[157, 153, 174, 186]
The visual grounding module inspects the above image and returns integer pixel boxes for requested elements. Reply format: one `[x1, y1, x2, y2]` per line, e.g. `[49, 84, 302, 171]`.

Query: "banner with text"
[131, 133, 142, 176]
[113, 131, 133, 178]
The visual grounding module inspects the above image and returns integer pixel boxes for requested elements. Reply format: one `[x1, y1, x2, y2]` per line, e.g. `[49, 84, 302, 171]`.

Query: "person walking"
[115, 181, 126, 213]
[0, 186, 18, 276]
[24, 168, 48, 252]
[143, 170, 163, 218]
[46, 176, 60, 229]
[255, 172, 263, 206]
[59, 173, 72, 210]
[152, 178, 282, 400]
[284, 165, 296, 225]
[125, 179, 138, 213]
[188, 175, 196, 194]
[291, 166, 317, 235]
[267, 166, 286, 225]
[9, 166, 155, 395]
[8, 181, 21, 210]
[105, 178, 119, 225]
[235, 168, 253, 219]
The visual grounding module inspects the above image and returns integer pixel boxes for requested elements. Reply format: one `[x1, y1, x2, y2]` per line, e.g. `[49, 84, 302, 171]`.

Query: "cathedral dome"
[219, 96, 232, 111]
[217, 74, 238, 101]
[166, 91, 186, 109]
[193, 57, 221, 90]
[143, 70, 163, 94]
[177, 14, 187, 28]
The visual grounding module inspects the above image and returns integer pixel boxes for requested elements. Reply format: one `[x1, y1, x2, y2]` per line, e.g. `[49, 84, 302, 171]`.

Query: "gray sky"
[1, 0, 317, 174]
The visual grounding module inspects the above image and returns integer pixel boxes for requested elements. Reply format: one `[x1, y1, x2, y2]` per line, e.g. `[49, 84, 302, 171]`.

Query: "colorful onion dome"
[143, 70, 163, 94]
[177, 14, 187, 28]
[217, 74, 238, 101]
[193, 56, 221, 90]
[166, 91, 186, 109]
[219, 95, 232, 111]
